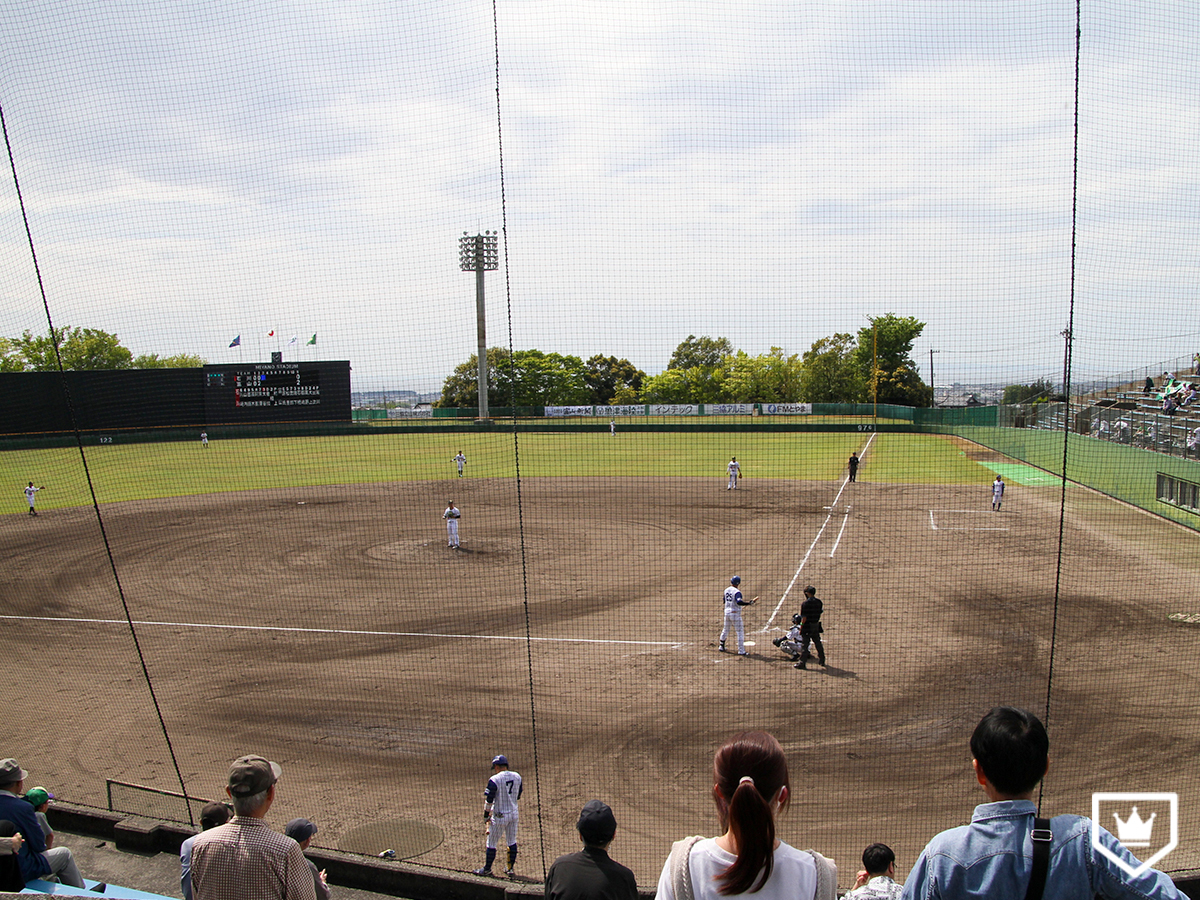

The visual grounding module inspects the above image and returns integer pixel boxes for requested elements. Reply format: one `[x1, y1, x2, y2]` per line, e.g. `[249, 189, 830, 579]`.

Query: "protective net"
[1, 0, 1198, 891]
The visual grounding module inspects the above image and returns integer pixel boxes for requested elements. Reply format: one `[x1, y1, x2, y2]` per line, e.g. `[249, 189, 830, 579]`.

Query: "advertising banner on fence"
[389, 408, 433, 418]
[649, 404, 699, 416]
[704, 403, 754, 416]
[594, 405, 645, 417]
[762, 403, 812, 415]
[545, 406, 596, 417]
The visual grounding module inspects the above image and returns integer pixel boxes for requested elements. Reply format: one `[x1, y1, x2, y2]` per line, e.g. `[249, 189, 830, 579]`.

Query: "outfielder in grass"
[718, 576, 758, 656]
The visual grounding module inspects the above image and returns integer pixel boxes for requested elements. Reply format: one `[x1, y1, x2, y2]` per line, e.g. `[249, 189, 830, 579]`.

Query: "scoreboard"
[203, 361, 351, 423]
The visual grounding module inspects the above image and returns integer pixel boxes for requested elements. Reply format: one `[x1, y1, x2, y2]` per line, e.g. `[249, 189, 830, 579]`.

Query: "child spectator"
[285, 818, 330, 900]
[21, 788, 53, 849]
[846, 843, 901, 899]
[180, 801, 232, 900]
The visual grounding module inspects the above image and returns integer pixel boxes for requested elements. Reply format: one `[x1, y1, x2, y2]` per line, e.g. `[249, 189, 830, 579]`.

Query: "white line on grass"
[0, 615, 678, 647]
[763, 432, 875, 630]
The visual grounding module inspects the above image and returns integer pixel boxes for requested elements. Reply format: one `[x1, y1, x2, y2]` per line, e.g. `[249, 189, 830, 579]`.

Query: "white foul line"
[829, 510, 851, 557]
[0, 615, 678, 647]
[762, 432, 875, 630]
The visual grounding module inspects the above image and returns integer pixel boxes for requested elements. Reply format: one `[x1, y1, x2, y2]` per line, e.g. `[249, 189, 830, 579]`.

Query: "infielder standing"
[475, 754, 522, 877]
[24, 482, 44, 516]
[454, 451, 466, 477]
[991, 475, 1005, 511]
[443, 501, 461, 548]
[726, 457, 741, 490]
[718, 575, 757, 656]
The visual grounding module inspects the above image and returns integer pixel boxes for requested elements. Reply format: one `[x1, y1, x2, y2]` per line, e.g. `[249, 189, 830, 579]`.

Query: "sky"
[0, 0, 1197, 393]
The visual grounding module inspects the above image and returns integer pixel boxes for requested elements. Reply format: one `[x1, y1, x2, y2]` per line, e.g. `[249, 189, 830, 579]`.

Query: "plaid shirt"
[190, 816, 317, 900]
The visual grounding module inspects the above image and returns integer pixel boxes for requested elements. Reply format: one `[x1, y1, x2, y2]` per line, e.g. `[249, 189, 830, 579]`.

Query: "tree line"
[437, 314, 934, 408]
[0, 327, 204, 372]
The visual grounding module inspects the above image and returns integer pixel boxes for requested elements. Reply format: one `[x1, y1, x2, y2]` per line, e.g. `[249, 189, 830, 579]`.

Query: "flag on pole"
[287, 336, 298, 346]
[307, 334, 317, 345]
[228, 335, 241, 348]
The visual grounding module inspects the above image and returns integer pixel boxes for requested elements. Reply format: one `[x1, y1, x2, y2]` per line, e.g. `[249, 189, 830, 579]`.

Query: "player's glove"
[772, 637, 782, 647]
[483, 811, 492, 821]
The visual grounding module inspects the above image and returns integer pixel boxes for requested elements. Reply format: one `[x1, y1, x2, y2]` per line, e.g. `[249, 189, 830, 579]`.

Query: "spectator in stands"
[0, 759, 84, 888]
[1188, 427, 1200, 459]
[545, 800, 638, 900]
[284, 818, 330, 900]
[845, 843, 900, 899]
[1096, 418, 1110, 440]
[900, 707, 1186, 899]
[181, 801, 233, 900]
[1163, 396, 1177, 416]
[0, 820, 26, 892]
[1116, 420, 1132, 444]
[1183, 384, 1197, 406]
[21, 787, 53, 849]
[1144, 376, 1155, 394]
[190, 755, 317, 900]
[655, 731, 837, 900]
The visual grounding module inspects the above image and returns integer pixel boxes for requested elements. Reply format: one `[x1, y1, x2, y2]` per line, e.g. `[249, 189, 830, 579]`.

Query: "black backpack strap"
[1025, 817, 1053, 900]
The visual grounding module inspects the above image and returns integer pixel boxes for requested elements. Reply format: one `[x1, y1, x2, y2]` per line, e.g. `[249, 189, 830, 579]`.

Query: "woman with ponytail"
[656, 731, 836, 900]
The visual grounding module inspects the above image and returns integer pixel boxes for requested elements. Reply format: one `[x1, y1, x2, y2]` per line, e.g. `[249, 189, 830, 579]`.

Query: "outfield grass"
[0, 431, 995, 512]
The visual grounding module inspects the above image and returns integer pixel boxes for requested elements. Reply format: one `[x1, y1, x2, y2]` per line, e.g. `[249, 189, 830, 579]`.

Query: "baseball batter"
[24, 482, 44, 516]
[726, 457, 741, 490]
[475, 754, 522, 877]
[443, 501, 461, 548]
[454, 451, 466, 477]
[991, 475, 1005, 511]
[718, 575, 757, 656]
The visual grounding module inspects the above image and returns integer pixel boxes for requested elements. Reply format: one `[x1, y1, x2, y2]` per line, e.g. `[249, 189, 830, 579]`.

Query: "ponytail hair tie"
[738, 776, 755, 787]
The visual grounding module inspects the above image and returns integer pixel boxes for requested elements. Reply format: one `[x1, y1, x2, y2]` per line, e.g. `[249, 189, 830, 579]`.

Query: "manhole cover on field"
[338, 819, 444, 860]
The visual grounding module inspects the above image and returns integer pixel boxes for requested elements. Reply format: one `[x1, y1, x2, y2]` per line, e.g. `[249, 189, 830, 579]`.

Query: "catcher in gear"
[772, 614, 804, 662]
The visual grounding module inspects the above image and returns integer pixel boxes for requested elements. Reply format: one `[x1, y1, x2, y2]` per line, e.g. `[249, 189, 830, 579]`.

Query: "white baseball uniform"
[484, 769, 522, 850]
[443, 504, 461, 547]
[24, 484, 41, 515]
[727, 459, 740, 490]
[991, 478, 1005, 511]
[454, 452, 466, 476]
[200, 432, 208, 448]
[720, 584, 750, 654]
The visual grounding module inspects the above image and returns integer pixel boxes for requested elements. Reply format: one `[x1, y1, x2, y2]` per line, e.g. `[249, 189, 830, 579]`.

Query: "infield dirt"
[4, 469, 1200, 887]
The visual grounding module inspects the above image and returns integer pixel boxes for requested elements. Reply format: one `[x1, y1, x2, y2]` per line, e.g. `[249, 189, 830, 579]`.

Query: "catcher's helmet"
[792, 613, 803, 626]
[730, 575, 741, 586]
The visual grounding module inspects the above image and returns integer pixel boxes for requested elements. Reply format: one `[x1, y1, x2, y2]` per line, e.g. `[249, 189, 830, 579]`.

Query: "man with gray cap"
[545, 800, 637, 900]
[190, 755, 316, 900]
[285, 818, 330, 900]
[0, 757, 85, 888]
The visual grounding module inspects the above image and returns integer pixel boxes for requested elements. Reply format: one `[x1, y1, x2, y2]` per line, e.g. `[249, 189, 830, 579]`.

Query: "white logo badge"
[1091, 793, 1178, 877]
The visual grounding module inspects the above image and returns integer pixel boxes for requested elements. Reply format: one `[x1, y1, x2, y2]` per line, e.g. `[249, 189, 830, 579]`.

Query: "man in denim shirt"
[901, 707, 1185, 899]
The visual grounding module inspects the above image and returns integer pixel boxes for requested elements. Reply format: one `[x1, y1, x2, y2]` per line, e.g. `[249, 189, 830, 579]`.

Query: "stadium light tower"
[459, 231, 499, 420]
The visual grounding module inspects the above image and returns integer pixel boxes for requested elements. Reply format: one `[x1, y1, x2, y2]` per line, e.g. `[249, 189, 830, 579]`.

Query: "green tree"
[584, 355, 645, 405]
[668, 335, 732, 371]
[717, 348, 803, 403]
[853, 314, 932, 406]
[0, 337, 25, 372]
[1002, 379, 1055, 405]
[799, 333, 862, 403]
[436, 348, 591, 408]
[14, 326, 133, 371]
[133, 352, 207, 368]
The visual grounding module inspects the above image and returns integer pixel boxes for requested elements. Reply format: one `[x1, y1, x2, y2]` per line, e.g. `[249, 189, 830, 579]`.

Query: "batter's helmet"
[730, 576, 741, 586]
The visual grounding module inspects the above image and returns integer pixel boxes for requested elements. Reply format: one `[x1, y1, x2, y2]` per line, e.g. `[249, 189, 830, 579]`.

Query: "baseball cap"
[0, 759, 28, 785]
[227, 755, 281, 797]
[284, 818, 318, 842]
[804, 585, 815, 594]
[199, 801, 232, 830]
[491, 755, 508, 767]
[576, 800, 617, 845]
[23, 787, 52, 807]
